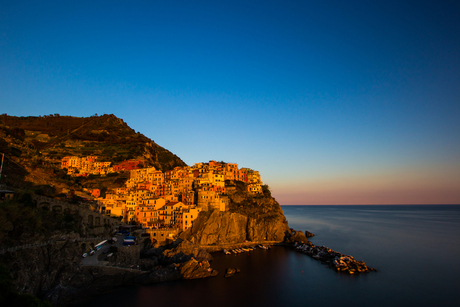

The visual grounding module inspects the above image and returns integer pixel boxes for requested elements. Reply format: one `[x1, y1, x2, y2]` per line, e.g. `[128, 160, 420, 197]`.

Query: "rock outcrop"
[161, 240, 213, 264]
[179, 258, 218, 279]
[224, 268, 241, 278]
[284, 228, 310, 244]
[179, 210, 290, 245]
[294, 242, 376, 274]
[180, 182, 293, 246]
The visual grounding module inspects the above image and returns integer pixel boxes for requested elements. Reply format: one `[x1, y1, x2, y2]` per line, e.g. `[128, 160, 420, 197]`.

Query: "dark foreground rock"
[294, 242, 376, 274]
[161, 240, 213, 264]
[284, 228, 310, 244]
[179, 258, 218, 279]
[224, 268, 241, 278]
[1, 238, 218, 305]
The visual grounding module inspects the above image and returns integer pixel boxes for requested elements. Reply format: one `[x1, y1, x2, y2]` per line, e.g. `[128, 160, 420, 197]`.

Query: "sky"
[1, 0, 459, 204]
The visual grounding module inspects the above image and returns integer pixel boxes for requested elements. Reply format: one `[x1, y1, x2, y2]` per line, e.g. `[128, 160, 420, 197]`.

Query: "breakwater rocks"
[294, 242, 376, 274]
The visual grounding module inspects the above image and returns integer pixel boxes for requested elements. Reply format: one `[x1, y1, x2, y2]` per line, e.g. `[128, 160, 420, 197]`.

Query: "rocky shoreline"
[293, 241, 376, 274]
[2, 231, 376, 305]
[1, 201, 376, 306]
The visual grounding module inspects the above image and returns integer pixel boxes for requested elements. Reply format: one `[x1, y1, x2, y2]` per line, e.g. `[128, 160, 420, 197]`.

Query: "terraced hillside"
[0, 114, 186, 196]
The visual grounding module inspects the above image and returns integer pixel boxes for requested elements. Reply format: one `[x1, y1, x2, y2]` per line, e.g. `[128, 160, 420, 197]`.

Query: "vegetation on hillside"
[0, 114, 186, 197]
[225, 180, 283, 220]
[0, 192, 82, 248]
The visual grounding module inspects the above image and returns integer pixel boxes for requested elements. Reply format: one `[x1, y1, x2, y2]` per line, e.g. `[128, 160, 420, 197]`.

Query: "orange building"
[113, 159, 144, 171]
[135, 204, 161, 227]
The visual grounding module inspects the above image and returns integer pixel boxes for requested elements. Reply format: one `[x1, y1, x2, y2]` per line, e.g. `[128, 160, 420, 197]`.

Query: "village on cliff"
[60, 156, 264, 242]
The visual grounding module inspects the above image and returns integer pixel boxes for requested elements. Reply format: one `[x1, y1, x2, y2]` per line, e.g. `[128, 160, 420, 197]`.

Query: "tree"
[262, 184, 271, 197]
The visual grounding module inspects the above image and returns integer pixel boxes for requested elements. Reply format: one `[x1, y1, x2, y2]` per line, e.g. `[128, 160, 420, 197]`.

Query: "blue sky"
[1, 0, 459, 204]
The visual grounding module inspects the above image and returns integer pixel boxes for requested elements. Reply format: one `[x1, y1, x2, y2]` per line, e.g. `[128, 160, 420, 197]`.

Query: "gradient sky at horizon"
[1, 0, 459, 204]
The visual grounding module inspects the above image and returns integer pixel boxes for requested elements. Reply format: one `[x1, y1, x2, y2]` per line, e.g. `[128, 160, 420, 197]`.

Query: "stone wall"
[34, 195, 124, 229]
[114, 245, 140, 266]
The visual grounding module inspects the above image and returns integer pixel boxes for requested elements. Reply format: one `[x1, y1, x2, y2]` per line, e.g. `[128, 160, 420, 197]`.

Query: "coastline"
[77, 205, 460, 307]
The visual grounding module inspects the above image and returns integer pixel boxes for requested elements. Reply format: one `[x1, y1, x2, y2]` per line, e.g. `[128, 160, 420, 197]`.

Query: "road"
[81, 234, 127, 266]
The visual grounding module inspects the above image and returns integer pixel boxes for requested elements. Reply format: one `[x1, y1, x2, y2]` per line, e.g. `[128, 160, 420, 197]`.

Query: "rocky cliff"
[179, 181, 302, 246]
[180, 210, 289, 245]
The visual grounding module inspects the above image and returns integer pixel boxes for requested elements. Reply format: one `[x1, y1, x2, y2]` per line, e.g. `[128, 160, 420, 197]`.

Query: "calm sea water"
[81, 205, 460, 307]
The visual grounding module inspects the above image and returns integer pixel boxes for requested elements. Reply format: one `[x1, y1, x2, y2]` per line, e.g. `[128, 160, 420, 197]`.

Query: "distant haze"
[1, 1, 459, 205]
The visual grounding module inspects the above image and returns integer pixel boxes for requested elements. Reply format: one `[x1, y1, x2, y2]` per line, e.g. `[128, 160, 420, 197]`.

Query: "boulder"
[179, 258, 218, 279]
[284, 229, 309, 244]
[224, 268, 241, 278]
[161, 240, 213, 264]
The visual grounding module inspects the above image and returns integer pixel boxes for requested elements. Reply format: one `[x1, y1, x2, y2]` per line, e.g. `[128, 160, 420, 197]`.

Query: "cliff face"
[0, 240, 82, 301]
[180, 182, 291, 245]
[180, 210, 289, 245]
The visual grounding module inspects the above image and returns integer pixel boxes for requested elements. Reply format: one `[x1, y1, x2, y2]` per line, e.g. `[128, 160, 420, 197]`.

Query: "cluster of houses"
[61, 156, 144, 176]
[61, 158, 263, 243]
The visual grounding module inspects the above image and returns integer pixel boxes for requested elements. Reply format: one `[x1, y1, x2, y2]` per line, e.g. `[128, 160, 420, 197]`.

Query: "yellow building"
[197, 190, 228, 211]
[159, 201, 184, 225]
[179, 205, 201, 231]
[140, 197, 166, 210]
[248, 183, 263, 194]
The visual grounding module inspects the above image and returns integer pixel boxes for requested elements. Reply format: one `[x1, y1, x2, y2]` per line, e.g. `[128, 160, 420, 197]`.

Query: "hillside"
[0, 114, 310, 305]
[0, 114, 186, 196]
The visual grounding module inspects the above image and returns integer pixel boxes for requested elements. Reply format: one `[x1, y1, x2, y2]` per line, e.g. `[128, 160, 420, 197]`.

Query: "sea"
[81, 205, 460, 307]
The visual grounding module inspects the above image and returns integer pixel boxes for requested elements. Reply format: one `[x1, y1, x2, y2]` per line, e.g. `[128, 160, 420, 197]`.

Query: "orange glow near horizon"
[270, 163, 460, 205]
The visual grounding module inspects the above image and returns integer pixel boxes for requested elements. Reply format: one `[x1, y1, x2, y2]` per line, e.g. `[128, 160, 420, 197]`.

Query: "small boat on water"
[223, 249, 231, 255]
